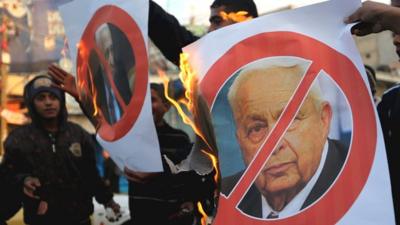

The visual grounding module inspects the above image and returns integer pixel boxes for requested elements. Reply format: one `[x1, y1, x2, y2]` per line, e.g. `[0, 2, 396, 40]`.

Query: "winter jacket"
[129, 121, 215, 225]
[2, 76, 113, 224]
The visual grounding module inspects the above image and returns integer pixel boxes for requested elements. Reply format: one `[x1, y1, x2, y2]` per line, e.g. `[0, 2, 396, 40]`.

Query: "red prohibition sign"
[77, 5, 148, 141]
[201, 32, 377, 224]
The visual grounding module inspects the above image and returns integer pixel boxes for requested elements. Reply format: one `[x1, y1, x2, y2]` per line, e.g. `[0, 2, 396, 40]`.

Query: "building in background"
[354, 32, 400, 96]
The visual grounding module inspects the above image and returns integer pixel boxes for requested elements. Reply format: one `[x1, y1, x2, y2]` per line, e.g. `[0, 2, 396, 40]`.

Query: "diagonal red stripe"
[227, 62, 320, 206]
[93, 46, 128, 111]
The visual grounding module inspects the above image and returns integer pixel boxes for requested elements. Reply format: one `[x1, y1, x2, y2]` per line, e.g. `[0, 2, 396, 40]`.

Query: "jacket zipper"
[48, 133, 56, 153]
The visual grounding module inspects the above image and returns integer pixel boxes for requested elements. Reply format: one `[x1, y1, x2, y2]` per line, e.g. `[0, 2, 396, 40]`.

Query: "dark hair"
[150, 83, 168, 104]
[210, 0, 258, 18]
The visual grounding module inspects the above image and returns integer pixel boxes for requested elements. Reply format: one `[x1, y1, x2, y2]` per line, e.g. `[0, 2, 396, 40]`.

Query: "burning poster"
[184, 0, 395, 224]
[59, 0, 163, 172]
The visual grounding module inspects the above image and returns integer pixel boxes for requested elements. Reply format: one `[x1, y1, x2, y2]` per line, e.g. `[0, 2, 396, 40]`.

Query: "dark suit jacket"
[89, 52, 123, 124]
[221, 139, 348, 218]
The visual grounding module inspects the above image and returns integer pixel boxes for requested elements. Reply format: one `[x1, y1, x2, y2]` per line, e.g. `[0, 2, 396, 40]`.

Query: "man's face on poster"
[96, 24, 115, 75]
[230, 65, 332, 198]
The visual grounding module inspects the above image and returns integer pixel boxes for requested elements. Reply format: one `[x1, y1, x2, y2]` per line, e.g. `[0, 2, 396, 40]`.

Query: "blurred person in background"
[149, 0, 258, 66]
[124, 83, 215, 225]
[149, 0, 258, 99]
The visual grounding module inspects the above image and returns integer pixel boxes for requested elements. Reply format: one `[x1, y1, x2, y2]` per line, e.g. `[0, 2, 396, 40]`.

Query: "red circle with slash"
[200, 32, 377, 224]
[77, 5, 148, 141]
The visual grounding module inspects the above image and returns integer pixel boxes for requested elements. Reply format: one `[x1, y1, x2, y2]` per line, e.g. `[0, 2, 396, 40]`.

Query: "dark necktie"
[107, 87, 116, 123]
[267, 211, 279, 219]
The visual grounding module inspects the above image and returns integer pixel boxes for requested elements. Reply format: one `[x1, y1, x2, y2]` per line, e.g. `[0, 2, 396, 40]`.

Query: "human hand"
[179, 201, 194, 215]
[104, 199, 122, 222]
[168, 201, 194, 221]
[48, 64, 79, 99]
[48, 64, 101, 128]
[37, 201, 48, 215]
[123, 167, 160, 183]
[345, 1, 400, 35]
[23, 176, 41, 199]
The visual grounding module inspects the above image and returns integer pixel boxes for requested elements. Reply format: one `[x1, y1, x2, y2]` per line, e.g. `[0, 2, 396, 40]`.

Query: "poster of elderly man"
[213, 57, 350, 219]
[183, 0, 394, 224]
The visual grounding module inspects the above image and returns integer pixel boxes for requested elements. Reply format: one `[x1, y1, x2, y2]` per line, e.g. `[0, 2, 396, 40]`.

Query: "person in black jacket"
[1, 75, 120, 225]
[0, 162, 22, 225]
[149, 0, 258, 66]
[124, 83, 215, 225]
[148, 0, 258, 98]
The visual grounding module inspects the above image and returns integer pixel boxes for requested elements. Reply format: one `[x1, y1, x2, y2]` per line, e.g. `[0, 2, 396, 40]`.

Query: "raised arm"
[48, 65, 101, 128]
[345, 1, 400, 36]
[148, 0, 199, 66]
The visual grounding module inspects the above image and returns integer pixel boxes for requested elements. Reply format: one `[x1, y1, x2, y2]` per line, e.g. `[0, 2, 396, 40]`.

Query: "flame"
[220, 11, 253, 23]
[197, 202, 208, 225]
[158, 53, 220, 224]
[158, 61, 210, 149]
[87, 66, 99, 117]
[76, 40, 98, 115]
[201, 150, 219, 183]
[158, 52, 219, 170]
[178, 53, 196, 112]
[77, 78, 85, 91]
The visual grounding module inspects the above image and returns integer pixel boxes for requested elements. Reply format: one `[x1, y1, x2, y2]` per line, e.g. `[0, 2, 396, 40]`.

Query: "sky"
[153, 0, 391, 25]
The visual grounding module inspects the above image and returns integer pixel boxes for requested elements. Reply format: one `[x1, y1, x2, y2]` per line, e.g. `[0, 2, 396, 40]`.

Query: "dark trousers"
[29, 217, 91, 225]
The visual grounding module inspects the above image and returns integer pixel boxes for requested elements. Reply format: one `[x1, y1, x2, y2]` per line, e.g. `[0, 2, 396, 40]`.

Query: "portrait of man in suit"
[221, 62, 348, 219]
[88, 50, 122, 124]
[90, 23, 136, 124]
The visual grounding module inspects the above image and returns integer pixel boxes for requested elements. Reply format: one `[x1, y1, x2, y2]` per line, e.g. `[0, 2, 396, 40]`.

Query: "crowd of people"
[1, 0, 400, 224]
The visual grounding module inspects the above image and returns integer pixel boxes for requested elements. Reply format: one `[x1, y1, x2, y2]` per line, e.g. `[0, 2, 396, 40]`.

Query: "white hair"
[227, 62, 324, 114]
[95, 23, 112, 51]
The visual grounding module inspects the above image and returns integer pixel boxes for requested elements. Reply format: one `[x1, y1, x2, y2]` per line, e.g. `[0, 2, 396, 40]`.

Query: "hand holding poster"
[59, 0, 163, 172]
[184, 0, 395, 224]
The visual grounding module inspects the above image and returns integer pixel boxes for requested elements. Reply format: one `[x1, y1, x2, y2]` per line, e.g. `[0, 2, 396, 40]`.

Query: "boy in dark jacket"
[1, 75, 120, 225]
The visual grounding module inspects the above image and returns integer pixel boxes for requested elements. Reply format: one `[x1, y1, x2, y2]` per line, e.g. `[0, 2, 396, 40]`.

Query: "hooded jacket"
[0, 162, 22, 224]
[2, 76, 112, 224]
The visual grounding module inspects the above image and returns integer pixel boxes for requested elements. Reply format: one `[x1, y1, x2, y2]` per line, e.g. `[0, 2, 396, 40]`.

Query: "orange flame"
[77, 75, 86, 91]
[197, 202, 208, 225]
[87, 67, 99, 117]
[201, 150, 219, 183]
[158, 70, 201, 137]
[220, 11, 253, 23]
[158, 60, 210, 150]
[158, 52, 218, 168]
[158, 53, 220, 225]
[178, 53, 196, 112]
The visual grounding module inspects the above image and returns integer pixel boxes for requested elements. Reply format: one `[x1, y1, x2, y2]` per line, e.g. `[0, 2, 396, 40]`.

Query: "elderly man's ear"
[320, 102, 333, 137]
